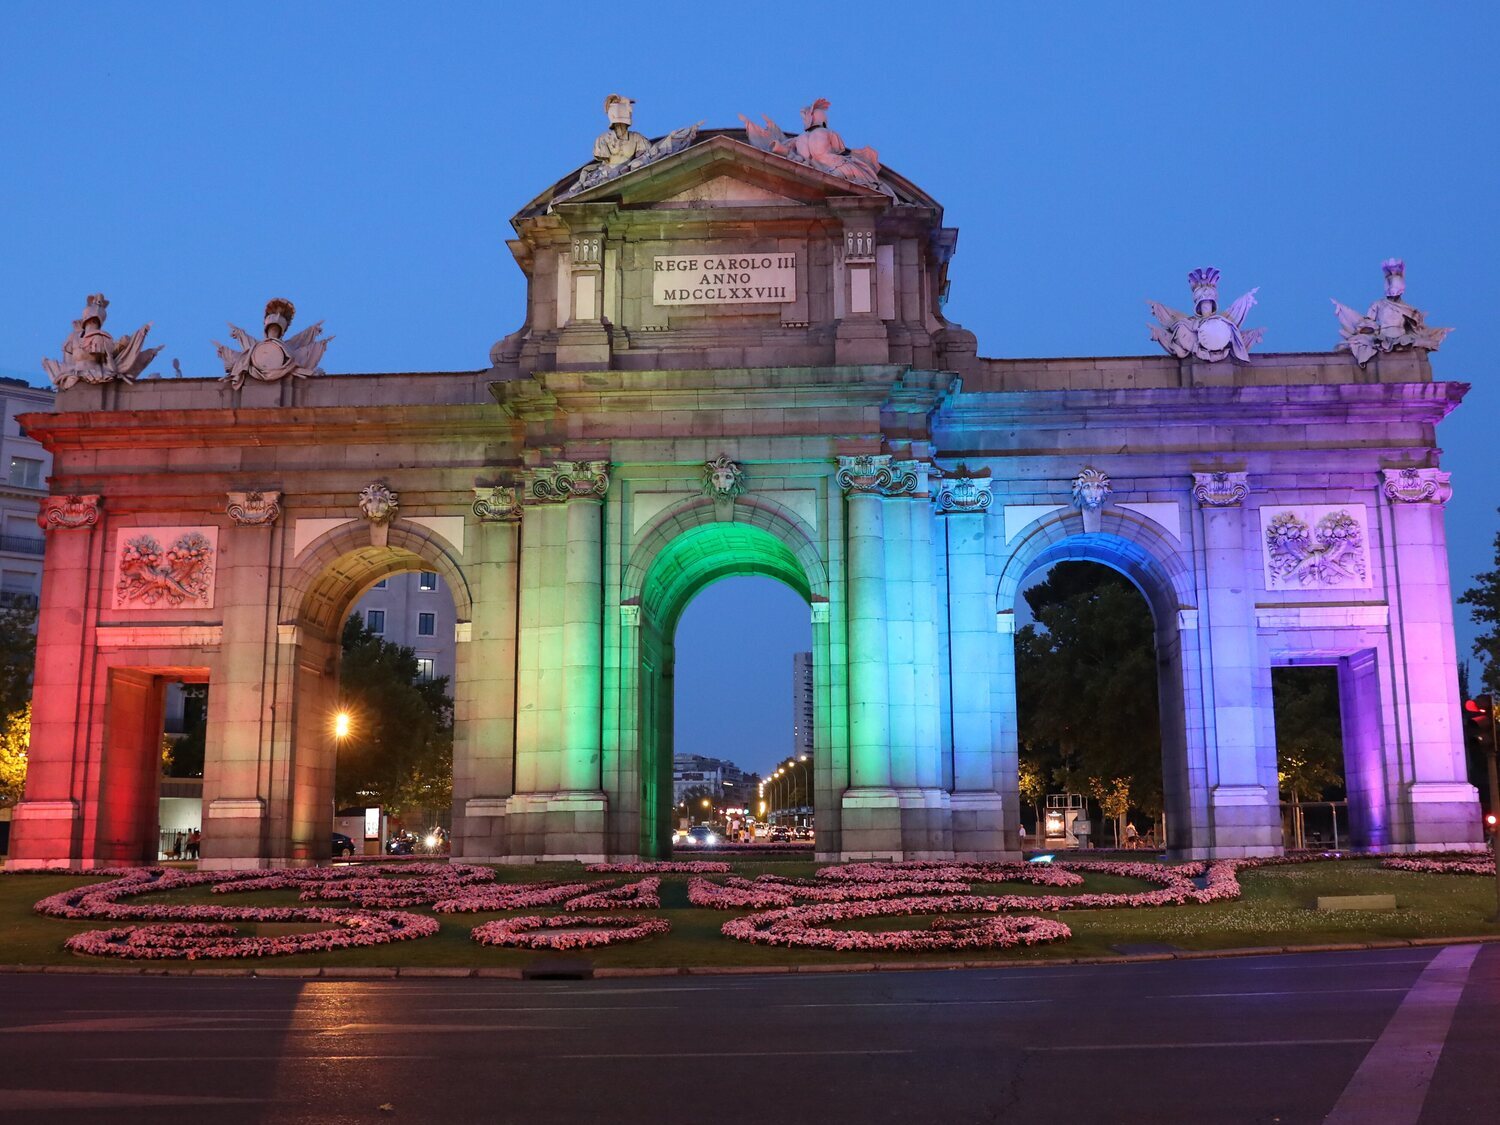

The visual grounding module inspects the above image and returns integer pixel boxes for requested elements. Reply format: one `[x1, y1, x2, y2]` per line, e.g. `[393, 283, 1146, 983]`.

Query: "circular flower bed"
[471, 913, 671, 950]
[431, 881, 601, 913]
[1381, 855, 1496, 876]
[563, 877, 661, 911]
[722, 897, 1071, 952]
[586, 861, 730, 873]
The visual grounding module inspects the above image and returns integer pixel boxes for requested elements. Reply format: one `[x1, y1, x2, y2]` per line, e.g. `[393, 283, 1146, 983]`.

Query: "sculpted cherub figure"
[215, 298, 333, 389]
[42, 293, 162, 389]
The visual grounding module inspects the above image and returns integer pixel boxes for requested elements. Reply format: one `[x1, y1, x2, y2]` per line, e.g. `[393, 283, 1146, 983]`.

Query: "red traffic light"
[1466, 696, 1493, 723]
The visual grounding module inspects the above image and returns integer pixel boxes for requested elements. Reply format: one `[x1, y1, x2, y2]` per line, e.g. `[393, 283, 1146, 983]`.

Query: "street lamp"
[333, 710, 352, 740]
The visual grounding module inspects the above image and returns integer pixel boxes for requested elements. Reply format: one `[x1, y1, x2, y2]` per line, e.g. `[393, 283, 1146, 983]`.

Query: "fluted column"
[562, 494, 603, 791]
[842, 481, 890, 790]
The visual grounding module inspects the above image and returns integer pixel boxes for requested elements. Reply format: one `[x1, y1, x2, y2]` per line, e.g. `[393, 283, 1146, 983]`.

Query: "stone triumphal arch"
[9, 98, 1480, 868]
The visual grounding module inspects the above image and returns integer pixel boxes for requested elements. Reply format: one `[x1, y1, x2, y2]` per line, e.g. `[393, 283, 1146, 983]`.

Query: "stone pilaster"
[935, 468, 1011, 858]
[1190, 471, 1280, 857]
[454, 485, 521, 860]
[554, 212, 611, 368]
[5, 496, 103, 867]
[1379, 468, 1481, 849]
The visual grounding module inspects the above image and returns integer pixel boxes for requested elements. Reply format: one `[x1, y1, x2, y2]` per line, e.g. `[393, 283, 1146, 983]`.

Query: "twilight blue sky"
[3, 2, 1496, 776]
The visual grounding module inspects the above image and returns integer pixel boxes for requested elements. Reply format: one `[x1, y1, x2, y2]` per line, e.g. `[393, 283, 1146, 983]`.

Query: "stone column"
[1191, 471, 1281, 857]
[935, 469, 1010, 858]
[506, 460, 610, 861]
[1380, 468, 1481, 849]
[454, 486, 521, 860]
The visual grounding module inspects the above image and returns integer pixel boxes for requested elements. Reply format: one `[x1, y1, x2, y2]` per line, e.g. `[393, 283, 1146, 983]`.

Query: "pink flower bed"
[722, 897, 1072, 952]
[431, 881, 601, 913]
[1381, 856, 1496, 876]
[471, 913, 671, 950]
[35, 868, 438, 960]
[210, 862, 496, 907]
[563, 877, 661, 911]
[816, 861, 1084, 888]
[586, 861, 731, 873]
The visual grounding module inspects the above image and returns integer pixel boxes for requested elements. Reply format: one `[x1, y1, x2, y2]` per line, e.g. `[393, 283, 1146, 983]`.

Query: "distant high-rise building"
[792, 651, 814, 756]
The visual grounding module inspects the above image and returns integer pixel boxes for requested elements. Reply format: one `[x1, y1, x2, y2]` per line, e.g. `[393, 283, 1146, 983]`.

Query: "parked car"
[331, 832, 356, 858]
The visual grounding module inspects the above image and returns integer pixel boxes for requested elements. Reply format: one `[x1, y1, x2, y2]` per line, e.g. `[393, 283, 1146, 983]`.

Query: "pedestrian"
[171, 832, 184, 861]
[1125, 821, 1139, 848]
[188, 829, 201, 860]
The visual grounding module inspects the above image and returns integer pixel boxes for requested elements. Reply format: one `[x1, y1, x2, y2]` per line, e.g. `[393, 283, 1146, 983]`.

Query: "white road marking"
[0, 1089, 264, 1109]
[1029, 1038, 1375, 1051]
[557, 1049, 914, 1059]
[1322, 944, 1480, 1125]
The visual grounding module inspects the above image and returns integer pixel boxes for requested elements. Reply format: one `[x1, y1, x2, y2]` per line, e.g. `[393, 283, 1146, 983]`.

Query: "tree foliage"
[1015, 563, 1162, 814]
[1271, 666, 1344, 801]
[0, 603, 38, 719]
[336, 614, 453, 816]
[1458, 507, 1500, 694]
[0, 703, 28, 808]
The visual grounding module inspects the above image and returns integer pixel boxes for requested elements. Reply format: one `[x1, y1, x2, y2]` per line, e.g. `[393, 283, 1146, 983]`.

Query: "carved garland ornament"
[115, 530, 216, 608]
[1381, 467, 1452, 505]
[702, 454, 746, 500]
[1191, 471, 1250, 508]
[38, 494, 101, 531]
[934, 465, 993, 514]
[473, 484, 522, 522]
[225, 490, 282, 526]
[1264, 509, 1367, 589]
[526, 461, 610, 503]
[836, 455, 920, 497]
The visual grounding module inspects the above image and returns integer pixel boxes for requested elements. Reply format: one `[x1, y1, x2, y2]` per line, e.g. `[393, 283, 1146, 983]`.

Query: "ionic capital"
[226, 490, 282, 526]
[1191, 471, 1250, 508]
[524, 460, 610, 504]
[1381, 467, 1452, 505]
[37, 494, 101, 531]
[472, 484, 521, 522]
[836, 454, 923, 498]
[934, 464, 992, 515]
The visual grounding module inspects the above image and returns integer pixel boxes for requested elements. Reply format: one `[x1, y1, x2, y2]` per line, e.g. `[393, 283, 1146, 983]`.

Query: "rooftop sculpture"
[739, 98, 886, 193]
[41, 294, 162, 389]
[1332, 259, 1452, 366]
[558, 95, 701, 201]
[1148, 268, 1265, 364]
[215, 299, 333, 389]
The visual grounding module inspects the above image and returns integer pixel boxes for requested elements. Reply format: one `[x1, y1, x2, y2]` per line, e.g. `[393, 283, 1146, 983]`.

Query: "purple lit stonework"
[6, 99, 1480, 870]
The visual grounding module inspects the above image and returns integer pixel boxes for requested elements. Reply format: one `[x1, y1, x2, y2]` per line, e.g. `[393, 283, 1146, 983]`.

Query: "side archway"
[248, 520, 474, 863]
[996, 509, 1204, 855]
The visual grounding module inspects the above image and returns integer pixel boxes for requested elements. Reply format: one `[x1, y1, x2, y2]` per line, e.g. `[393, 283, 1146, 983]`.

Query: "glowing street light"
[333, 711, 352, 740]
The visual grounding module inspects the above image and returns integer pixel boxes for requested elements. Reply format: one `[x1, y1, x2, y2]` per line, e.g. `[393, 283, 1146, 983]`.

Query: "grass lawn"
[1, 859, 1496, 971]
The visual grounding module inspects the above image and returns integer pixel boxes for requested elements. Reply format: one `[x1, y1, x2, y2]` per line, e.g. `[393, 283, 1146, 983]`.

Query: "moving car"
[331, 832, 356, 858]
[683, 825, 718, 847]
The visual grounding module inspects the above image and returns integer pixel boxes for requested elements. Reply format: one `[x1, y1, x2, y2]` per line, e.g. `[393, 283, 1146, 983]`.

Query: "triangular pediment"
[662, 174, 797, 205]
[517, 132, 908, 221]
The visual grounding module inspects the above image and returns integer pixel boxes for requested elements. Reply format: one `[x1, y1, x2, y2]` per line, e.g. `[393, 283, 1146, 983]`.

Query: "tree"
[1089, 776, 1132, 848]
[1459, 508, 1500, 694]
[162, 684, 207, 778]
[336, 614, 453, 818]
[0, 703, 28, 809]
[1017, 756, 1047, 841]
[0, 603, 38, 718]
[1015, 563, 1163, 824]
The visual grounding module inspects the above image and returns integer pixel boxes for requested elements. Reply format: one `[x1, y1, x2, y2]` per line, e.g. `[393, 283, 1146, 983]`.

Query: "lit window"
[416, 657, 436, 681]
[417, 612, 436, 637]
[366, 609, 385, 634]
[8, 457, 42, 489]
[419, 571, 438, 591]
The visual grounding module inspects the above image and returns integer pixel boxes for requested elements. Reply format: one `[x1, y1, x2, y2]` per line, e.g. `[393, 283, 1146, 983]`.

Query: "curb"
[2, 933, 1498, 981]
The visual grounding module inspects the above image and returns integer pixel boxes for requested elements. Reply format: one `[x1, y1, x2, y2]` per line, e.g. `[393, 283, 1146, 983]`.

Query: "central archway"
[618, 500, 830, 857]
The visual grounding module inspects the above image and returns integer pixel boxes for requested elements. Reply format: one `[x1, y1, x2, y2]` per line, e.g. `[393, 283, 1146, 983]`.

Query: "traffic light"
[1467, 695, 1495, 746]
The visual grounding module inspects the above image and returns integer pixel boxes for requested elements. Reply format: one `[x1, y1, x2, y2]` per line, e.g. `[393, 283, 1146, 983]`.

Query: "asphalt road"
[0, 945, 1495, 1124]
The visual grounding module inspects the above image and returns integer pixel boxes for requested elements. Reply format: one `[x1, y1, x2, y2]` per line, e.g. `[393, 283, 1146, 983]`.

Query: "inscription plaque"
[652, 253, 796, 306]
